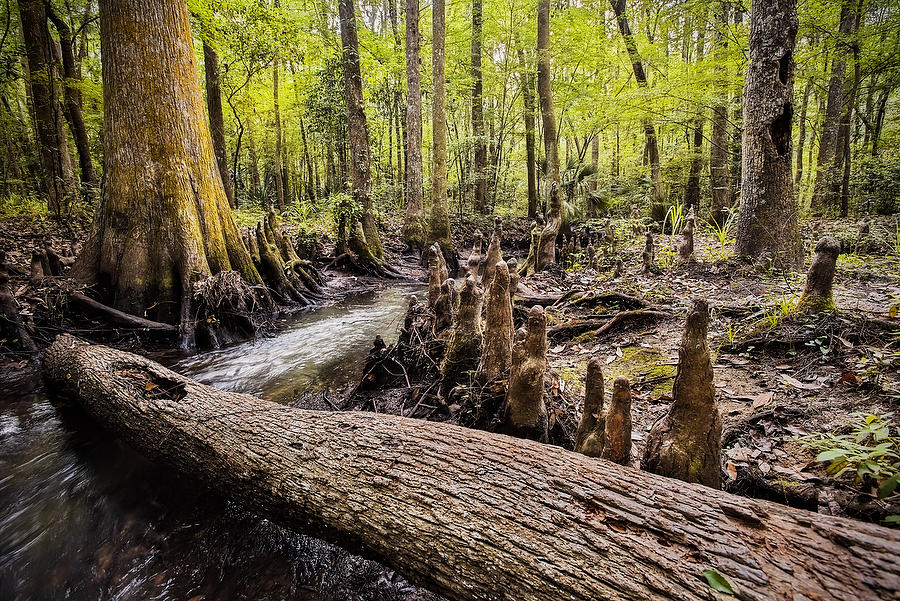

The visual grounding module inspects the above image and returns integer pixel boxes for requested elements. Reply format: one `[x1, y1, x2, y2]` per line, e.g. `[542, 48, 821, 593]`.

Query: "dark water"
[0, 285, 431, 601]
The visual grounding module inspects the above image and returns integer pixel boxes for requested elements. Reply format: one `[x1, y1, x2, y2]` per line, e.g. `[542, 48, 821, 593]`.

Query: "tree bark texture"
[709, 3, 730, 226]
[339, 0, 384, 262]
[43, 334, 900, 601]
[17, 0, 78, 216]
[733, 0, 802, 272]
[471, 0, 487, 213]
[402, 0, 425, 251]
[537, 0, 558, 183]
[74, 0, 261, 327]
[203, 40, 236, 209]
[428, 0, 455, 270]
[46, 7, 95, 187]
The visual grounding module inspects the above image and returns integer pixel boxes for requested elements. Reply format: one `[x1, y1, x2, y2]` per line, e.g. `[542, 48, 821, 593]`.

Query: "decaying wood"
[643, 299, 722, 489]
[43, 335, 900, 601]
[548, 309, 669, 341]
[796, 236, 840, 313]
[574, 357, 605, 456]
[503, 305, 548, 441]
[69, 292, 177, 334]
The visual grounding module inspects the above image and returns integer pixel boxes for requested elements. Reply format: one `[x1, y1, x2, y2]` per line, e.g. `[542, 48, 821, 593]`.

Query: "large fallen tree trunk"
[42, 335, 900, 601]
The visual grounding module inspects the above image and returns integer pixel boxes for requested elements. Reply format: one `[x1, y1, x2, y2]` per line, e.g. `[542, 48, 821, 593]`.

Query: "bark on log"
[43, 335, 900, 601]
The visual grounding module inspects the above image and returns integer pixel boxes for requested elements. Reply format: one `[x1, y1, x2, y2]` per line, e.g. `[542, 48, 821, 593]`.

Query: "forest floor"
[2, 208, 899, 525]
[349, 212, 900, 525]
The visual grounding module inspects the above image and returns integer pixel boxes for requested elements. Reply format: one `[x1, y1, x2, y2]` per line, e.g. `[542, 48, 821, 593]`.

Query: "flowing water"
[0, 285, 432, 601]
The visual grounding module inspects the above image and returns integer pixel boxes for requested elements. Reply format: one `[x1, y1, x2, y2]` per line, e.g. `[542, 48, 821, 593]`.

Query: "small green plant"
[703, 208, 736, 249]
[663, 201, 685, 243]
[893, 219, 900, 259]
[796, 413, 900, 498]
[777, 293, 797, 317]
[725, 320, 739, 345]
[762, 307, 780, 330]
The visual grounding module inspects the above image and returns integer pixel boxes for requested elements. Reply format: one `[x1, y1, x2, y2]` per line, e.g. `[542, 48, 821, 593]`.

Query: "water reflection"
[0, 285, 436, 601]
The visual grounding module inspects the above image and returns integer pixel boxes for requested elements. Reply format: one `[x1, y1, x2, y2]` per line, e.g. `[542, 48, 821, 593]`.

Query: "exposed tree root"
[69, 292, 177, 335]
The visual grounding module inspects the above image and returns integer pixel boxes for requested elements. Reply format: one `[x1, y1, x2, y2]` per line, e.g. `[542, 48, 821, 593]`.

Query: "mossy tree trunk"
[518, 49, 538, 219]
[402, 0, 425, 252]
[74, 0, 261, 338]
[17, 0, 78, 217]
[338, 0, 385, 264]
[428, 0, 456, 271]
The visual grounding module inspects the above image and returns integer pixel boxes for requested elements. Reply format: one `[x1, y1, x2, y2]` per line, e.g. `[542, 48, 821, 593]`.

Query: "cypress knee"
[796, 236, 840, 313]
[676, 216, 695, 261]
[642, 299, 722, 489]
[574, 358, 605, 457]
[467, 230, 482, 280]
[502, 305, 548, 442]
[30, 251, 45, 284]
[507, 258, 520, 301]
[476, 260, 513, 383]
[428, 243, 448, 309]
[433, 278, 456, 335]
[601, 376, 632, 465]
[642, 232, 654, 272]
[441, 276, 484, 396]
[482, 216, 502, 288]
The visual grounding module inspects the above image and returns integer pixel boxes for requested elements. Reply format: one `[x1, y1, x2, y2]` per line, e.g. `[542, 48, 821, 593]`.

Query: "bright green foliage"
[0, 0, 898, 225]
[797, 413, 900, 498]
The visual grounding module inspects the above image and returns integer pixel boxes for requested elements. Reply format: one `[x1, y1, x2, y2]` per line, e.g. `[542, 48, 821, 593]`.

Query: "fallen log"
[43, 335, 900, 601]
[70, 292, 177, 334]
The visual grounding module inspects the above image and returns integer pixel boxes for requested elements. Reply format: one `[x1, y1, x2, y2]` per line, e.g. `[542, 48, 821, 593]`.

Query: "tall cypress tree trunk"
[471, 0, 487, 213]
[338, 0, 385, 263]
[402, 0, 425, 251]
[46, 7, 95, 188]
[74, 0, 261, 336]
[811, 0, 855, 215]
[247, 117, 261, 201]
[203, 40, 236, 208]
[683, 120, 703, 210]
[733, 0, 802, 272]
[709, 1, 730, 226]
[428, 0, 456, 271]
[519, 48, 538, 219]
[730, 9, 744, 206]
[537, 0, 558, 182]
[17, 0, 77, 216]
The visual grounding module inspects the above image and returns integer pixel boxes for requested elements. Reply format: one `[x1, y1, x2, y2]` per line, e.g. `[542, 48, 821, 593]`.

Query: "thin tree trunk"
[338, 0, 384, 262]
[733, 0, 803, 271]
[537, 0, 558, 184]
[795, 77, 812, 187]
[709, 1, 730, 225]
[519, 48, 538, 219]
[46, 7, 95, 187]
[730, 9, 744, 207]
[44, 335, 900, 601]
[74, 0, 261, 338]
[402, 0, 425, 251]
[17, 0, 77, 216]
[203, 40, 235, 208]
[248, 118, 261, 201]
[471, 0, 487, 213]
[811, 0, 856, 215]
[273, 55, 284, 212]
[428, 0, 456, 270]
[610, 0, 664, 206]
